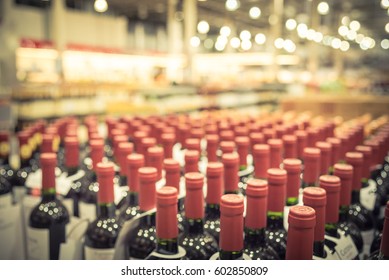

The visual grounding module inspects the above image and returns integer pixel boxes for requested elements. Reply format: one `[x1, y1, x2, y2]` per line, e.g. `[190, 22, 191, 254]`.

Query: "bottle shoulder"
[29, 198, 70, 227]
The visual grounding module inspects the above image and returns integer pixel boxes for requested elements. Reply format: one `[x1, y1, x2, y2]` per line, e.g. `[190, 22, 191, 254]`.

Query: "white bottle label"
[0, 203, 25, 259]
[0, 193, 12, 210]
[61, 198, 74, 217]
[325, 230, 359, 260]
[360, 179, 376, 211]
[84, 246, 115, 260]
[26, 227, 49, 260]
[361, 229, 375, 259]
[283, 206, 290, 231]
[79, 202, 96, 221]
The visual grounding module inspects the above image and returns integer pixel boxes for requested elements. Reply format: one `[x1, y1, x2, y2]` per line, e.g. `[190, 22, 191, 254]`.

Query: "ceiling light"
[220, 26, 231, 37]
[239, 30, 251, 41]
[297, 23, 308, 38]
[283, 39, 296, 53]
[386, 23, 389, 33]
[381, 0, 389, 9]
[241, 40, 252, 51]
[314, 32, 323, 43]
[338, 26, 348, 37]
[215, 40, 226, 51]
[349, 20, 361, 31]
[306, 29, 316, 41]
[225, 0, 240, 11]
[341, 16, 350, 26]
[331, 38, 341, 49]
[230, 37, 241, 49]
[340, 41, 350, 52]
[197, 20, 210, 34]
[381, 39, 389, 49]
[217, 36, 228, 46]
[94, 0, 108, 13]
[285, 19, 297, 30]
[274, 38, 284, 49]
[190, 36, 201, 48]
[255, 33, 266, 45]
[317, 2, 329, 15]
[249, 7, 261, 19]
[356, 34, 365, 44]
[346, 30, 357, 41]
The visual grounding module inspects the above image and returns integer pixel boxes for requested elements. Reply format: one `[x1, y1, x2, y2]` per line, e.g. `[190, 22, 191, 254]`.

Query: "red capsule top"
[303, 187, 326, 242]
[253, 144, 270, 179]
[147, 146, 164, 181]
[133, 130, 148, 153]
[126, 153, 145, 193]
[164, 159, 180, 191]
[64, 136, 79, 168]
[184, 150, 199, 173]
[249, 132, 264, 150]
[222, 153, 239, 193]
[284, 158, 302, 199]
[355, 145, 372, 180]
[268, 138, 283, 169]
[235, 136, 249, 167]
[206, 134, 219, 162]
[141, 137, 157, 156]
[156, 187, 178, 240]
[41, 134, 55, 153]
[267, 168, 287, 212]
[220, 130, 235, 142]
[319, 175, 340, 224]
[206, 162, 224, 205]
[40, 153, 57, 190]
[286, 205, 316, 260]
[161, 133, 176, 159]
[326, 137, 341, 166]
[245, 179, 268, 230]
[117, 142, 134, 176]
[138, 167, 158, 212]
[96, 162, 115, 204]
[220, 194, 244, 252]
[90, 139, 104, 170]
[295, 130, 308, 159]
[283, 134, 297, 159]
[220, 141, 236, 154]
[185, 172, 205, 219]
[345, 152, 363, 190]
[303, 147, 321, 186]
[185, 138, 201, 154]
[333, 163, 353, 207]
[316, 141, 332, 175]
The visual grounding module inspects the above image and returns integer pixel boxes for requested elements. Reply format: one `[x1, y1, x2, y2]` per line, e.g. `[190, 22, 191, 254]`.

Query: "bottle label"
[360, 179, 376, 211]
[0, 203, 25, 259]
[283, 206, 290, 231]
[0, 193, 12, 210]
[26, 227, 49, 260]
[79, 202, 96, 221]
[361, 229, 375, 259]
[325, 230, 358, 260]
[84, 246, 115, 260]
[61, 198, 74, 217]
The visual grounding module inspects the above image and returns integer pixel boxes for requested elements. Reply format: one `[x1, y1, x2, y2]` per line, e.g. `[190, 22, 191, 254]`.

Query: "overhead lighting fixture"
[338, 26, 348, 37]
[239, 30, 251, 41]
[255, 33, 266, 45]
[190, 36, 201, 48]
[381, 39, 389, 49]
[386, 22, 389, 33]
[225, 0, 240, 12]
[241, 40, 252, 51]
[340, 41, 350, 52]
[349, 20, 361, 31]
[94, 0, 108, 13]
[331, 38, 341, 49]
[230, 37, 241, 49]
[341, 16, 350, 26]
[274, 38, 284, 49]
[220, 26, 231, 37]
[317, 2, 329, 15]
[381, 0, 389, 9]
[249, 7, 261, 19]
[197, 20, 210, 34]
[283, 39, 296, 53]
[285, 19, 297, 30]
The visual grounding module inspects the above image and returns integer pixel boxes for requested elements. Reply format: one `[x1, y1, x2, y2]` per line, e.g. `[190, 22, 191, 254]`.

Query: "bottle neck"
[351, 189, 360, 204]
[41, 188, 56, 201]
[185, 218, 204, 235]
[219, 249, 243, 260]
[156, 237, 179, 255]
[97, 202, 116, 218]
[267, 211, 284, 230]
[286, 196, 299, 206]
[67, 166, 79, 176]
[244, 227, 266, 247]
[205, 203, 220, 217]
[313, 240, 326, 259]
[119, 175, 127, 187]
[126, 191, 138, 206]
[325, 222, 339, 238]
[338, 204, 349, 222]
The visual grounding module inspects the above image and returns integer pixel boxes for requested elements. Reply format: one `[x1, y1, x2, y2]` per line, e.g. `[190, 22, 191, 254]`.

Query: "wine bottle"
[235, 136, 249, 171]
[206, 134, 219, 163]
[116, 142, 134, 187]
[333, 163, 364, 254]
[185, 150, 199, 174]
[282, 135, 297, 159]
[320, 175, 359, 259]
[265, 168, 288, 260]
[27, 153, 70, 260]
[204, 162, 223, 243]
[295, 130, 307, 161]
[253, 144, 270, 180]
[127, 167, 158, 259]
[117, 154, 145, 225]
[285, 205, 316, 260]
[140, 137, 156, 157]
[0, 131, 12, 205]
[316, 141, 332, 176]
[178, 172, 218, 259]
[220, 141, 235, 155]
[211, 194, 247, 260]
[302, 147, 321, 188]
[284, 158, 302, 206]
[79, 139, 104, 221]
[222, 152, 240, 194]
[368, 201, 389, 259]
[346, 152, 375, 258]
[84, 162, 121, 260]
[326, 137, 341, 171]
[145, 186, 187, 259]
[146, 146, 164, 182]
[244, 178, 279, 260]
[161, 133, 176, 159]
[268, 139, 283, 169]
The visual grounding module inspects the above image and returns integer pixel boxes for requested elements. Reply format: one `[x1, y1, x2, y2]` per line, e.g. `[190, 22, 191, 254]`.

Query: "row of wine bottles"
[0, 110, 388, 260]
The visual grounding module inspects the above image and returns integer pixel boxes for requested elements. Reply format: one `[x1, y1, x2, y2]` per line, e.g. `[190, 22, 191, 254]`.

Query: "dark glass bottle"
[27, 153, 70, 260]
[265, 168, 287, 260]
[302, 147, 321, 188]
[320, 175, 359, 259]
[127, 167, 158, 259]
[84, 162, 121, 260]
[79, 139, 104, 221]
[178, 172, 218, 259]
[117, 154, 144, 225]
[285, 205, 316, 260]
[146, 187, 186, 260]
[116, 142, 134, 188]
[334, 163, 364, 254]
[222, 152, 240, 194]
[211, 194, 246, 260]
[244, 179, 279, 260]
[346, 152, 375, 259]
[368, 201, 389, 259]
[204, 162, 223, 243]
